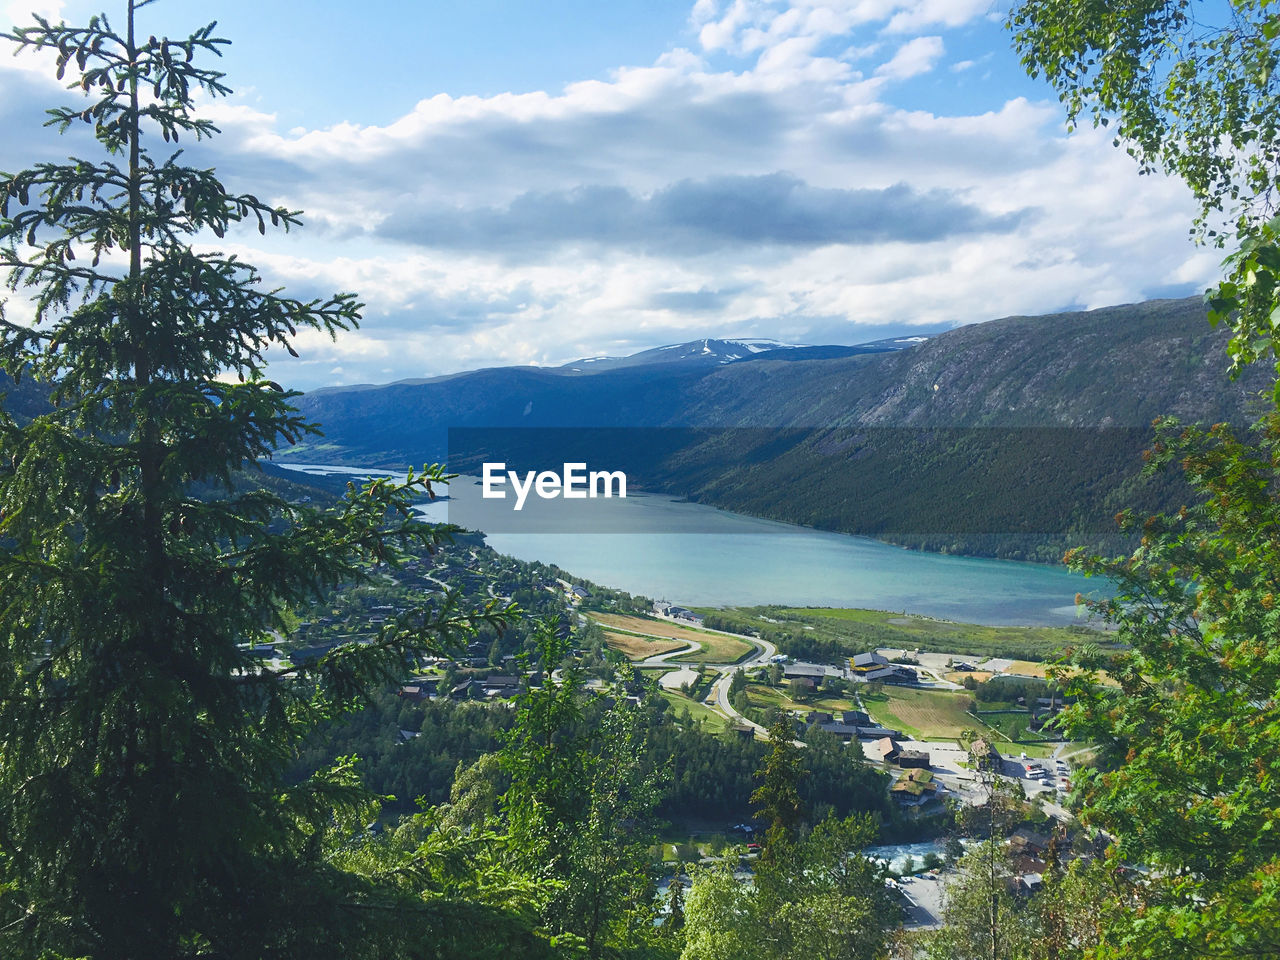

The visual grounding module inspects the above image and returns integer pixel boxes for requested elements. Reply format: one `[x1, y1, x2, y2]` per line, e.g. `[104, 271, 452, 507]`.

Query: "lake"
[278, 464, 1102, 626]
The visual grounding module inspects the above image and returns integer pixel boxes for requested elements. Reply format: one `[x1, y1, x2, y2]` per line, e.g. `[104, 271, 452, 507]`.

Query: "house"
[867, 737, 902, 763]
[570, 584, 590, 600]
[729, 722, 756, 741]
[1014, 873, 1044, 895]
[1009, 827, 1051, 857]
[856, 725, 904, 739]
[842, 710, 871, 726]
[891, 768, 942, 809]
[897, 750, 930, 769]
[814, 721, 862, 741]
[849, 651, 890, 673]
[806, 711, 835, 725]
[969, 738, 1002, 770]
[396, 729, 421, 744]
[481, 675, 521, 698]
[783, 662, 827, 681]
[289, 643, 338, 665]
[398, 680, 439, 702]
[655, 601, 703, 624]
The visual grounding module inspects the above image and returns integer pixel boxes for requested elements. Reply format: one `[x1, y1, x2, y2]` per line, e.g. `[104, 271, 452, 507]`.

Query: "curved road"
[606, 613, 777, 735]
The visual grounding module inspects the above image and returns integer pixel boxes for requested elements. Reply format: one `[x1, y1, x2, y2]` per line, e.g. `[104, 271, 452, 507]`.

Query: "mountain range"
[282, 297, 1272, 561]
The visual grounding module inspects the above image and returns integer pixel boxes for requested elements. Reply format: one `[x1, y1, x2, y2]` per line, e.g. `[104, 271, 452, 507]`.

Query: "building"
[783, 662, 827, 681]
[859, 664, 917, 684]
[652, 600, 704, 624]
[481, 675, 521, 699]
[891, 768, 943, 810]
[969, 738, 1002, 771]
[867, 737, 902, 763]
[1009, 827, 1051, 857]
[849, 651, 890, 673]
[897, 749, 931, 769]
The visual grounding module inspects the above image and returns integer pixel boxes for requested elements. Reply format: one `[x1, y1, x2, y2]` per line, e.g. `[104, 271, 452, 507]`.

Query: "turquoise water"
[482, 526, 1095, 625]
[279, 464, 1101, 626]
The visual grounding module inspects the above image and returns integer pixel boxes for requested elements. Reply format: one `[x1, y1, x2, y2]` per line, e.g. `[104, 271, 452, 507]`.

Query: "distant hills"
[282, 297, 1273, 561]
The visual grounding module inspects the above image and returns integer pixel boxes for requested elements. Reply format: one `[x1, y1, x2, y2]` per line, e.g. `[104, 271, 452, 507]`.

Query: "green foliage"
[0, 5, 514, 958]
[751, 720, 806, 862]
[1055, 413, 1280, 956]
[1008, 0, 1280, 393]
[501, 621, 666, 958]
[920, 837, 1109, 960]
[681, 812, 896, 960]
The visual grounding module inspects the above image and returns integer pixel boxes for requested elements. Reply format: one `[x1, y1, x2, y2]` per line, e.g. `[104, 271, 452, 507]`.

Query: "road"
[593, 612, 1072, 816]
[598, 612, 778, 731]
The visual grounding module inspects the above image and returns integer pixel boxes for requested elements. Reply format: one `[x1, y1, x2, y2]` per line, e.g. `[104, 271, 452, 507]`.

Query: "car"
[746, 843, 761, 853]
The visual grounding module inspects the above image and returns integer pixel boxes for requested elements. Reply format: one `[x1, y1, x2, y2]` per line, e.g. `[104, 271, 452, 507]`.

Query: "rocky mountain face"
[674, 298, 1268, 430]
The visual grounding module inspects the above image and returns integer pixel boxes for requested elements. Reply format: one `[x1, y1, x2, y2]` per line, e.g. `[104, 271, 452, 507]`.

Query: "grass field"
[588, 613, 754, 663]
[658, 689, 731, 732]
[862, 687, 977, 740]
[670, 633, 754, 664]
[783, 608, 1086, 659]
[744, 682, 856, 716]
[710, 605, 1099, 663]
[603, 630, 684, 661]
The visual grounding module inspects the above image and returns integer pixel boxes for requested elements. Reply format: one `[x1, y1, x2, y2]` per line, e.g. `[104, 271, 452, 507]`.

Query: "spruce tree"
[0, 4, 508, 957]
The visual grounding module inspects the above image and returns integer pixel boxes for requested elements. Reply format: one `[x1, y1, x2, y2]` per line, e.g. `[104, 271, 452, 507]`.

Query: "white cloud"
[0, 0, 1213, 390]
[3, 0, 63, 25]
[884, 0, 992, 34]
[875, 35, 944, 79]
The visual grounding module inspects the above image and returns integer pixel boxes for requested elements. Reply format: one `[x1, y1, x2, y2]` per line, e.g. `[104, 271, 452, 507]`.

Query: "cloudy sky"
[0, 0, 1217, 389]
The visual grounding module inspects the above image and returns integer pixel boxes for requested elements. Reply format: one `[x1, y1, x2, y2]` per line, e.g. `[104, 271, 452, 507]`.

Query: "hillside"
[284, 298, 1272, 560]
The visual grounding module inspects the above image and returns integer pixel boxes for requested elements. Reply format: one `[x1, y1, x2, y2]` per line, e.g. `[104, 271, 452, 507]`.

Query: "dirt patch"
[604, 631, 683, 661]
[1006, 660, 1051, 678]
[945, 671, 994, 684]
[589, 613, 711, 644]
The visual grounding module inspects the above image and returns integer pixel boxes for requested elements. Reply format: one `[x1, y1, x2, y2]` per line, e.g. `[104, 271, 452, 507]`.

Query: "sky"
[0, 0, 1220, 390]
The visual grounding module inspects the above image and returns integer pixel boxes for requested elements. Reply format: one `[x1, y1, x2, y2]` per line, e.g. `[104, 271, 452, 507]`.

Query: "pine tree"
[750, 718, 806, 864]
[0, 4, 509, 957]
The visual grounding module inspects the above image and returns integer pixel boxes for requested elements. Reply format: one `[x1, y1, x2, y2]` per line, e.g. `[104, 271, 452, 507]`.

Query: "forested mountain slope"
[287, 297, 1270, 560]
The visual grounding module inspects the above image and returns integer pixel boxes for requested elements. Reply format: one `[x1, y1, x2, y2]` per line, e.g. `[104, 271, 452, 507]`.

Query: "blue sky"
[1, 0, 1215, 388]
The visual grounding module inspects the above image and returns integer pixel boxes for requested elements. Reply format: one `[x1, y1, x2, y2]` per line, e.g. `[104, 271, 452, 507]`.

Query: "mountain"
[557, 337, 900, 372]
[283, 297, 1273, 561]
[561, 337, 803, 371]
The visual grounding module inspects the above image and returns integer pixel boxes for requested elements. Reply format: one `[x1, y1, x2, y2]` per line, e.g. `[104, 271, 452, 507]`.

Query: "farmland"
[587, 613, 754, 663]
[861, 687, 977, 741]
[602, 631, 685, 660]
